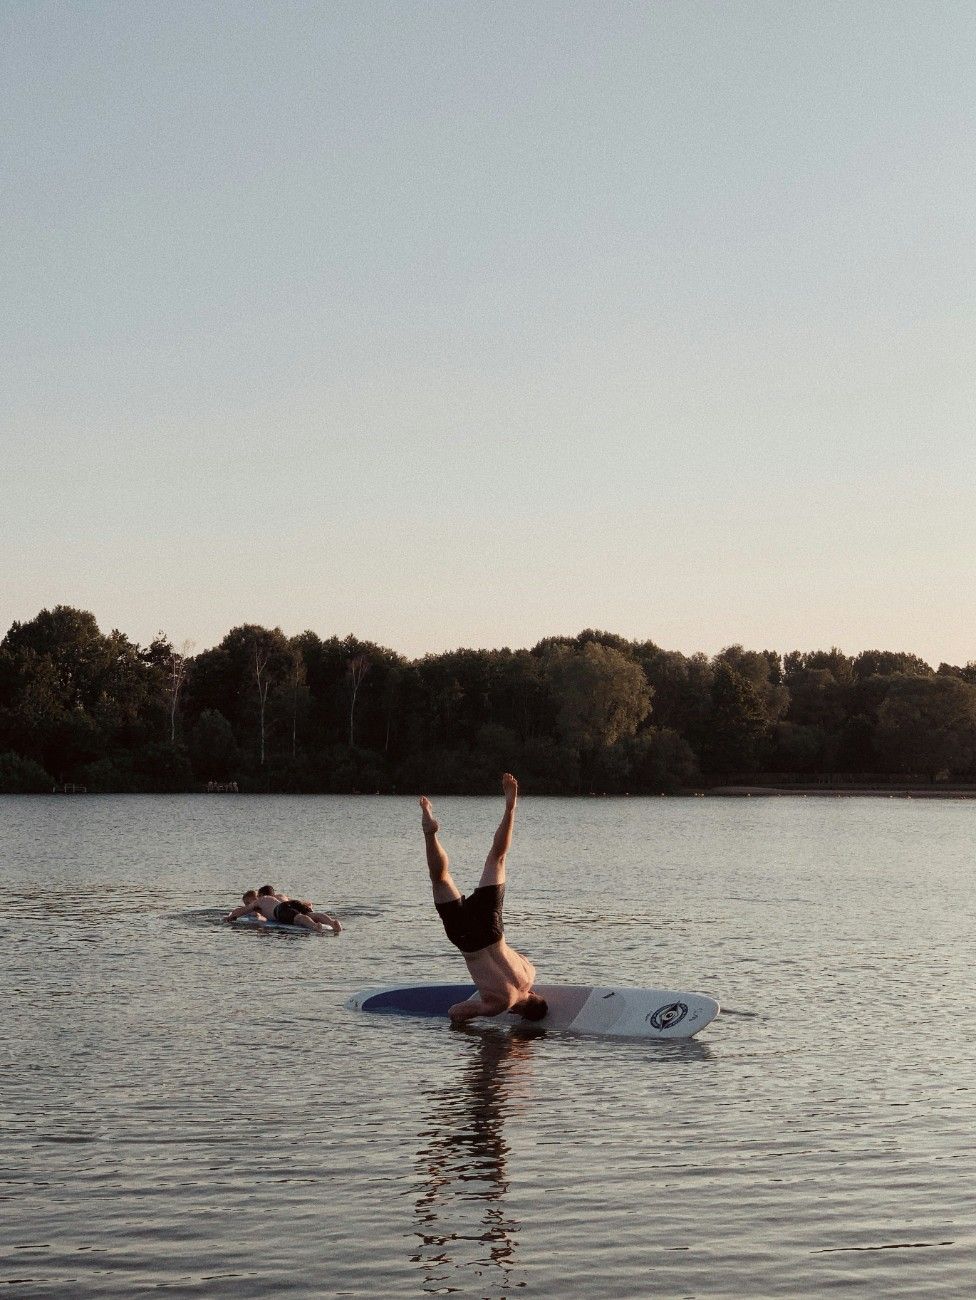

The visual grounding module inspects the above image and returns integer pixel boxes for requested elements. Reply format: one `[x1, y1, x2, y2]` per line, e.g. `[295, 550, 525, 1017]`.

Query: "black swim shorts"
[273, 902, 300, 925]
[435, 884, 505, 954]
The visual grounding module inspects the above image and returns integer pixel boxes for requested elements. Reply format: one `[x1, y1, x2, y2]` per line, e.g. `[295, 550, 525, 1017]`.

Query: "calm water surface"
[1, 794, 974, 1297]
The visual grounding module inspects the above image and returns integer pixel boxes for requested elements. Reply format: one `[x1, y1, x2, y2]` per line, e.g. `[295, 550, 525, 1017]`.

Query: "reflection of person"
[413, 1029, 535, 1293]
[419, 773, 547, 1024]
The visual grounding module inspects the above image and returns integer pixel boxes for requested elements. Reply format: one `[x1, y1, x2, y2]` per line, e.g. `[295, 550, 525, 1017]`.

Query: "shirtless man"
[420, 772, 547, 1024]
[223, 890, 264, 923]
[263, 886, 342, 934]
[225, 886, 340, 934]
[292, 900, 342, 933]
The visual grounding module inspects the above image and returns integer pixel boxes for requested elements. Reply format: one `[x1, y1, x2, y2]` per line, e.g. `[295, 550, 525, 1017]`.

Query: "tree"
[189, 625, 292, 765]
[633, 645, 713, 746]
[346, 653, 370, 748]
[285, 645, 308, 759]
[132, 742, 193, 792]
[937, 661, 976, 686]
[769, 722, 828, 773]
[875, 674, 976, 778]
[0, 606, 162, 780]
[602, 727, 697, 793]
[253, 639, 272, 766]
[380, 663, 402, 753]
[546, 642, 652, 758]
[715, 645, 790, 725]
[702, 661, 769, 774]
[167, 640, 193, 743]
[0, 751, 52, 792]
[853, 650, 932, 680]
[189, 710, 240, 782]
[782, 666, 846, 733]
[2, 606, 114, 712]
[144, 635, 194, 744]
[784, 647, 854, 687]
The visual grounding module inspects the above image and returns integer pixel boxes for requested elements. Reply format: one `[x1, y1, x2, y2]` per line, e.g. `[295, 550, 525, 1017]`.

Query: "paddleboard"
[347, 982, 719, 1039]
[231, 916, 336, 936]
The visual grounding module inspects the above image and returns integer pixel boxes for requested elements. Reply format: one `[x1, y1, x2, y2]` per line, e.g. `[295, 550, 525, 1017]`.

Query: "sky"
[2, 1, 975, 665]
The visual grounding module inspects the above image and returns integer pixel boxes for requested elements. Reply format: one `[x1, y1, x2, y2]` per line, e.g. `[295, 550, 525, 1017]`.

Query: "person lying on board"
[223, 885, 342, 934]
[420, 772, 547, 1025]
[224, 890, 260, 921]
[260, 884, 343, 934]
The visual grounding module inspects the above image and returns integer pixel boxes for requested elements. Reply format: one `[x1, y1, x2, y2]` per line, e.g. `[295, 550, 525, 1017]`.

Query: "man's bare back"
[420, 773, 547, 1024]
[461, 938, 537, 1019]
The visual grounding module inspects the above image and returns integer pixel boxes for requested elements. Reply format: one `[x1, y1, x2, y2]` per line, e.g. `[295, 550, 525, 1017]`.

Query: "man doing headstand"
[420, 772, 548, 1025]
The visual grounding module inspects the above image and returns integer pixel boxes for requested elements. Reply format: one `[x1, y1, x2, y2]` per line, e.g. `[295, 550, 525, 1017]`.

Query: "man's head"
[257, 884, 276, 896]
[242, 890, 258, 904]
[512, 993, 548, 1022]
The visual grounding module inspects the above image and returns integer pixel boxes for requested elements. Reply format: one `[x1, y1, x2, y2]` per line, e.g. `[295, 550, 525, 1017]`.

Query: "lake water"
[1, 793, 974, 1298]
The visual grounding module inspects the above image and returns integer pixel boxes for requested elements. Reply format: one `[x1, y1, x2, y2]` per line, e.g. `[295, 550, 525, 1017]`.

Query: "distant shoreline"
[702, 785, 976, 799]
[28, 784, 976, 799]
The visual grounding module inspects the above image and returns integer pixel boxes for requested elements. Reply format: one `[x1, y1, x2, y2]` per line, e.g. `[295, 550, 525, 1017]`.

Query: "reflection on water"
[412, 1027, 540, 1295]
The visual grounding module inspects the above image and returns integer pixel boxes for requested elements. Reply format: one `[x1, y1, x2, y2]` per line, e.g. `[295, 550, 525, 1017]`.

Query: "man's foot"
[502, 772, 518, 810]
[419, 796, 439, 835]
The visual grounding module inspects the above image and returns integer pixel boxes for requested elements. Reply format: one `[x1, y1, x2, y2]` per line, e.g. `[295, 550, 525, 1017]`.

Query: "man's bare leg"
[294, 914, 324, 933]
[311, 911, 342, 933]
[420, 796, 462, 904]
[478, 772, 518, 888]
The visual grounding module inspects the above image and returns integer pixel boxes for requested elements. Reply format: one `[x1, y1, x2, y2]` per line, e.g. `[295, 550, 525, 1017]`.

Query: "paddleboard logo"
[648, 1001, 688, 1030]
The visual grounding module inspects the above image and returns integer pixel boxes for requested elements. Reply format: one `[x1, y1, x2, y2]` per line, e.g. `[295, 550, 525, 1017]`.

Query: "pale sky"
[2, 2, 974, 665]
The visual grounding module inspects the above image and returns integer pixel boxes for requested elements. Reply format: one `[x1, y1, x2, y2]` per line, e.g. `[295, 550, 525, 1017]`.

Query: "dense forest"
[1, 606, 975, 794]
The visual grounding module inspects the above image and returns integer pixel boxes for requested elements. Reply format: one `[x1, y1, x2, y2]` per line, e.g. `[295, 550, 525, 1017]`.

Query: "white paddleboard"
[347, 982, 719, 1039]
[231, 916, 336, 936]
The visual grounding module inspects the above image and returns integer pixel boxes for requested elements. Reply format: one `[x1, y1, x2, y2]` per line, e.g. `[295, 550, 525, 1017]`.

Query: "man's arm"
[224, 904, 249, 921]
[447, 994, 508, 1023]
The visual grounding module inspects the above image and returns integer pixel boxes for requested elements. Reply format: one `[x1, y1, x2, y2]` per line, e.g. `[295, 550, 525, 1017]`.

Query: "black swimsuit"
[273, 902, 301, 925]
[435, 884, 505, 954]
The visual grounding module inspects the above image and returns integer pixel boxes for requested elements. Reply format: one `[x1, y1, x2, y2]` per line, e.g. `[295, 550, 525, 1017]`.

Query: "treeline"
[1, 605, 976, 794]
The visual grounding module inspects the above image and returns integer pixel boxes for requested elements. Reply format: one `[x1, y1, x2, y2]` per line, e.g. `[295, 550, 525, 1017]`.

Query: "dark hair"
[518, 996, 548, 1022]
[257, 884, 276, 896]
